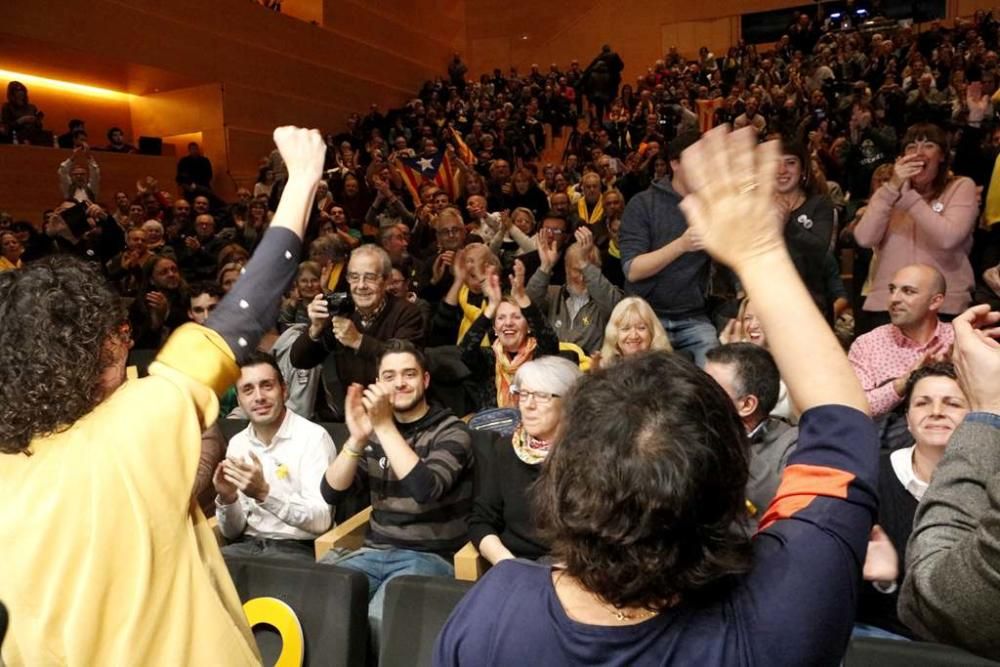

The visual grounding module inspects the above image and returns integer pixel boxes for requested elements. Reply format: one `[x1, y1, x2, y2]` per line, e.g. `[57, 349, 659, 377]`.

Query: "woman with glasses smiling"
[469, 356, 582, 564]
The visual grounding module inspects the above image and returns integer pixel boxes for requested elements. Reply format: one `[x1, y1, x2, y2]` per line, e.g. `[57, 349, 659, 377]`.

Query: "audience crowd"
[3, 6, 1000, 665]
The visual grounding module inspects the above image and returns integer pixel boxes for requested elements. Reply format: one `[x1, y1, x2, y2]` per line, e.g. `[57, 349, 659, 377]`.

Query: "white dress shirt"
[216, 409, 335, 540]
[889, 445, 929, 501]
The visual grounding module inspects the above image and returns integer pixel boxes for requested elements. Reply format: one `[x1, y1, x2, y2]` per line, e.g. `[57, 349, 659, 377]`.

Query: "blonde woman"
[594, 296, 671, 369]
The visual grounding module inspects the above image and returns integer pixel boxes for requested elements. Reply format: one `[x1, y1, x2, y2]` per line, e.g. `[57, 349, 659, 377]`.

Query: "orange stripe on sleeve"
[758, 464, 855, 532]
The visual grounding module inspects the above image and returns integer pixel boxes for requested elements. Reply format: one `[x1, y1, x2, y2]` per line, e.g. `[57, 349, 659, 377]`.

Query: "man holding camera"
[289, 244, 424, 420]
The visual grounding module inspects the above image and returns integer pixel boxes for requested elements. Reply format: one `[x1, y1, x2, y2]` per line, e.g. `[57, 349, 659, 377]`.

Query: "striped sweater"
[321, 405, 473, 556]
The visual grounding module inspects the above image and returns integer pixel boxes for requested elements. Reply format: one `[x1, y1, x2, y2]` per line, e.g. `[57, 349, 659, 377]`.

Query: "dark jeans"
[221, 536, 316, 562]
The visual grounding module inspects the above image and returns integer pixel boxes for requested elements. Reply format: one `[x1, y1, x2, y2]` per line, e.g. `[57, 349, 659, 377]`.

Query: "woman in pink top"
[854, 123, 978, 333]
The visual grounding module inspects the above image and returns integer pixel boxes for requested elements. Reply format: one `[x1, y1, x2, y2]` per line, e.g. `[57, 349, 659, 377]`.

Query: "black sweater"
[856, 451, 919, 638]
[467, 434, 548, 560]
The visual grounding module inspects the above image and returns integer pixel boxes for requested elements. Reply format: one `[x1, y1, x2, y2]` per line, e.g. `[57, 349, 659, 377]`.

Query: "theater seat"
[844, 637, 1000, 666]
[379, 575, 474, 667]
[224, 555, 370, 667]
[314, 506, 372, 561]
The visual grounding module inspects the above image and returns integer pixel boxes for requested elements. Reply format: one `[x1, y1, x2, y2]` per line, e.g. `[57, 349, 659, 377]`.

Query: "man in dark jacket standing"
[580, 45, 624, 125]
[619, 131, 717, 366]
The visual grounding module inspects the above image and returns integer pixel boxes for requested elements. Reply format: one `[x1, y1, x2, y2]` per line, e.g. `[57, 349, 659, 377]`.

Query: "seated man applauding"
[214, 351, 334, 561]
[321, 340, 473, 645]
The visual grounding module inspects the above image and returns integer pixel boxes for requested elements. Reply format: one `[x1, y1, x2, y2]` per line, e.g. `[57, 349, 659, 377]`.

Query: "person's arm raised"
[679, 126, 868, 414]
[199, 127, 325, 363]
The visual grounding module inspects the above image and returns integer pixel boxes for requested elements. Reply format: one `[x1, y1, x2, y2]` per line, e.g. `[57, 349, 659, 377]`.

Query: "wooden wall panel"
[466, 0, 807, 81]
[4, 0, 462, 217]
[0, 72, 134, 150]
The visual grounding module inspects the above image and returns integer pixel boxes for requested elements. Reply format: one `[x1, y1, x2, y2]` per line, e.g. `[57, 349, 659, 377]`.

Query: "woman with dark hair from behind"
[435, 127, 875, 666]
[853, 122, 979, 334]
[0, 126, 326, 665]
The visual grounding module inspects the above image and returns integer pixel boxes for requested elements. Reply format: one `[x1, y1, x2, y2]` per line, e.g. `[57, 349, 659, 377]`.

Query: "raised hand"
[719, 317, 745, 345]
[431, 250, 455, 285]
[510, 259, 529, 308]
[678, 126, 784, 270]
[537, 233, 561, 272]
[482, 267, 504, 317]
[967, 81, 989, 123]
[574, 226, 595, 259]
[345, 383, 374, 442]
[361, 384, 394, 432]
[272, 126, 326, 185]
[952, 304, 1000, 413]
[889, 154, 923, 191]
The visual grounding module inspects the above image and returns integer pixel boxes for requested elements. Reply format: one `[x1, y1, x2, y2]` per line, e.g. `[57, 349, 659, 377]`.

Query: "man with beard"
[848, 264, 954, 420]
[320, 340, 472, 645]
[214, 351, 334, 561]
[290, 244, 424, 420]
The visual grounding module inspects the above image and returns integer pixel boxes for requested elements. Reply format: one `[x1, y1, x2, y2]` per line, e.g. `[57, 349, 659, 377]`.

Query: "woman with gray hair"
[468, 355, 582, 564]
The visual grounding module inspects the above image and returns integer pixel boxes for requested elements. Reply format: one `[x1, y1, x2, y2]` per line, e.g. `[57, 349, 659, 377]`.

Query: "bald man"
[848, 264, 955, 419]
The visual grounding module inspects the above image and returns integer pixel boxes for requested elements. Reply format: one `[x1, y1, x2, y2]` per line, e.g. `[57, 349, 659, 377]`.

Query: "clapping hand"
[361, 384, 394, 432]
[537, 233, 561, 272]
[431, 250, 456, 285]
[573, 226, 595, 259]
[345, 383, 374, 442]
[951, 304, 1000, 413]
[889, 154, 923, 192]
[221, 452, 270, 503]
[862, 525, 899, 584]
[482, 266, 503, 317]
[509, 259, 529, 308]
[967, 81, 989, 123]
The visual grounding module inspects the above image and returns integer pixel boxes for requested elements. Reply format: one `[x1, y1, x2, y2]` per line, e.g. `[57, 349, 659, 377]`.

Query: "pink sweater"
[854, 176, 978, 314]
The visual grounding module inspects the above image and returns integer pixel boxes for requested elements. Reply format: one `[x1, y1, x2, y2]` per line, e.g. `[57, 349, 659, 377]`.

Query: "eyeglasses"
[439, 227, 464, 237]
[347, 272, 383, 285]
[542, 228, 567, 236]
[511, 388, 559, 405]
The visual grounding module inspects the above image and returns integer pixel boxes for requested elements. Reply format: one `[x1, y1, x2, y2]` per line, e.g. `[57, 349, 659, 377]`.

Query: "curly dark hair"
[0, 257, 126, 454]
[533, 351, 753, 612]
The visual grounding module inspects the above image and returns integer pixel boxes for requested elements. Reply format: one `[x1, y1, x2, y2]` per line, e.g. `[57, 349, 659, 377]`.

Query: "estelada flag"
[394, 150, 460, 202]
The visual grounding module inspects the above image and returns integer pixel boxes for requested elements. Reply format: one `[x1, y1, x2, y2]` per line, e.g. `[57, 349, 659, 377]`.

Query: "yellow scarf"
[985, 152, 1000, 227]
[325, 261, 345, 292]
[577, 196, 604, 225]
[458, 284, 489, 347]
[493, 336, 537, 407]
[0, 256, 21, 272]
[608, 238, 620, 259]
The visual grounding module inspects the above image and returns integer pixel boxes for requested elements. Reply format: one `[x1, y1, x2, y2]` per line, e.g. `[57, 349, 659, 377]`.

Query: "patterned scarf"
[511, 424, 552, 465]
[493, 336, 537, 407]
